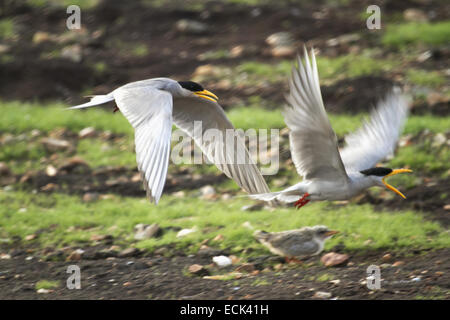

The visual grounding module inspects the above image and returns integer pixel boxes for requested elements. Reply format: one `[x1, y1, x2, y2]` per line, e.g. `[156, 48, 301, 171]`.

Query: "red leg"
[113, 106, 119, 113]
[294, 193, 310, 210]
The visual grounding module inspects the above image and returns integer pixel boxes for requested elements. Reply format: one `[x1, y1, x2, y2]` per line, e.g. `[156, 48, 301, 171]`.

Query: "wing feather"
[113, 86, 173, 204]
[284, 48, 348, 182]
[340, 90, 409, 172]
[172, 96, 271, 195]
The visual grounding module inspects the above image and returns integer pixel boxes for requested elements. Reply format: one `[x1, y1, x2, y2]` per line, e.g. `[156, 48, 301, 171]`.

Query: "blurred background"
[0, 0, 449, 299]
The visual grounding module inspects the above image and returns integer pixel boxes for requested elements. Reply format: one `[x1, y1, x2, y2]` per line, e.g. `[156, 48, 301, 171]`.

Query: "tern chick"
[254, 225, 339, 263]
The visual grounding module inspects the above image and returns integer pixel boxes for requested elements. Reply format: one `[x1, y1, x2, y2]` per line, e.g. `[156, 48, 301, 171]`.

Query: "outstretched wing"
[172, 96, 271, 195]
[284, 47, 348, 182]
[113, 86, 173, 204]
[340, 91, 409, 172]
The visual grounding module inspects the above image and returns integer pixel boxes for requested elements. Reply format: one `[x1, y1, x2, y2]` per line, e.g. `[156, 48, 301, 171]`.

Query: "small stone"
[175, 19, 208, 34]
[134, 223, 161, 240]
[320, 252, 350, 267]
[82, 192, 99, 203]
[40, 183, 58, 191]
[37, 288, 52, 294]
[25, 234, 37, 241]
[382, 253, 392, 262]
[118, 248, 140, 258]
[0, 253, 11, 260]
[123, 282, 132, 287]
[172, 191, 185, 198]
[192, 64, 219, 78]
[313, 291, 332, 299]
[235, 263, 255, 273]
[58, 157, 89, 172]
[329, 279, 341, 285]
[176, 227, 198, 238]
[266, 32, 294, 47]
[270, 46, 295, 58]
[33, 31, 54, 44]
[61, 44, 83, 63]
[67, 249, 84, 261]
[443, 204, 450, 211]
[242, 221, 254, 230]
[392, 261, 405, 267]
[41, 138, 72, 153]
[45, 165, 58, 177]
[200, 185, 216, 200]
[79, 127, 96, 139]
[403, 8, 428, 23]
[188, 264, 209, 276]
[90, 234, 112, 242]
[212, 255, 232, 268]
[435, 271, 444, 277]
[213, 234, 224, 242]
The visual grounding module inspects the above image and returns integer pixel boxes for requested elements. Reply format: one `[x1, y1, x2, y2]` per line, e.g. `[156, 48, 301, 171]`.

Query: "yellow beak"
[382, 169, 413, 199]
[325, 230, 339, 237]
[194, 89, 219, 102]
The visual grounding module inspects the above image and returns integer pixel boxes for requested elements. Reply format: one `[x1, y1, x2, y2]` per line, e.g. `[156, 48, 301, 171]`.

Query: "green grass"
[2, 100, 449, 176]
[0, 18, 16, 40]
[406, 69, 446, 88]
[35, 280, 60, 290]
[228, 54, 397, 86]
[0, 100, 133, 136]
[0, 190, 448, 254]
[382, 21, 450, 48]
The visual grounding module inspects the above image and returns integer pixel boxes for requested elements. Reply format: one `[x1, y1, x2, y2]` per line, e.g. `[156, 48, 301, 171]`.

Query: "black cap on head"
[178, 81, 204, 92]
[360, 167, 393, 177]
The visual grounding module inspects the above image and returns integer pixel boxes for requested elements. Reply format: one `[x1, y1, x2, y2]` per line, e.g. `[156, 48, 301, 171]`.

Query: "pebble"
[382, 253, 392, 262]
[67, 249, 84, 261]
[79, 127, 96, 139]
[118, 248, 140, 258]
[392, 261, 405, 267]
[212, 255, 232, 268]
[37, 288, 52, 294]
[320, 252, 350, 267]
[176, 227, 198, 238]
[313, 291, 332, 299]
[188, 264, 209, 276]
[134, 223, 161, 240]
[175, 19, 208, 34]
[41, 137, 72, 153]
[200, 185, 216, 200]
[235, 263, 255, 273]
[82, 192, 99, 203]
[45, 165, 58, 177]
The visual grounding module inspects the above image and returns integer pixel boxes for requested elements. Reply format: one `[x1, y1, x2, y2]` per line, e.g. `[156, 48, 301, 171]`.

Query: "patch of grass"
[406, 69, 446, 88]
[251, 278, 271, 286]
[315, 273, 335, 282]
[382, 22, 450, 48]
[0, 191, 448, 253]
[35, 280, 59, 290]
[0, 100, 133, 136]
[130, 44, 149, 57]
[77, 138, 136, 168]
[231, 54, 396, 86]
[0, 18, 16, 40]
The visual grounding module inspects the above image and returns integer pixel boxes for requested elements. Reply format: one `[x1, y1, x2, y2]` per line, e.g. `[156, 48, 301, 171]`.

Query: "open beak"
[194, 89, 219, 102]
[325, 230, 339, 237]
[382, 169, 413, 199]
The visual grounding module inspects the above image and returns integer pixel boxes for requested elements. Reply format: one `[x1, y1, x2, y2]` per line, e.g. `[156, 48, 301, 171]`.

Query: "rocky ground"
[0, 0, 449, 300]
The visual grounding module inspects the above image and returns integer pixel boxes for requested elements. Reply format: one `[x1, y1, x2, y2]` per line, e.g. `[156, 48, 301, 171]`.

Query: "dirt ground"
[0, 243, 449, 300]
[0, 0, 449, 300]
